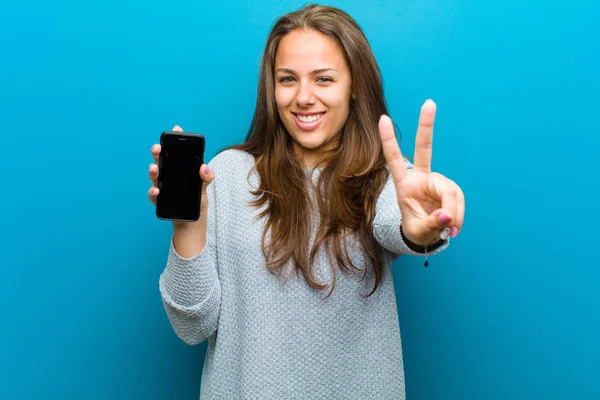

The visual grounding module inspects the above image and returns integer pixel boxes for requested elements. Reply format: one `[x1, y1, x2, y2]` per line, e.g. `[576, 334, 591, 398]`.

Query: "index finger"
[379, 114, 409, 183]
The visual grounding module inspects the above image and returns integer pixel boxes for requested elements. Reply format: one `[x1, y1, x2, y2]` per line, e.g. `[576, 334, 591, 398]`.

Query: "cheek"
[320, 96, 351, 127]
[275, 86, 295, 110]
[318, 87, 351, 113]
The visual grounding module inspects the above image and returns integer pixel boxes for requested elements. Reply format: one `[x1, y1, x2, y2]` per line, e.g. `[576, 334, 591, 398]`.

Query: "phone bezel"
[155, 131, 206, 222]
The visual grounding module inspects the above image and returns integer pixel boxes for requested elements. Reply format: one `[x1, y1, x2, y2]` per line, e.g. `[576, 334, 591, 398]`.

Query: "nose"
[295, 80, 315, 107]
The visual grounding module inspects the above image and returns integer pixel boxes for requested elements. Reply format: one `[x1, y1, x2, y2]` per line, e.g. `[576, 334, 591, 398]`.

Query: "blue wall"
[1, 0, 598, 398]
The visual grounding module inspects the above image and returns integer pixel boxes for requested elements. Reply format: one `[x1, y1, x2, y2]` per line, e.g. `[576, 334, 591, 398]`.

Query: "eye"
[316, 77, 333, 83]
[279, 76, 295, 83]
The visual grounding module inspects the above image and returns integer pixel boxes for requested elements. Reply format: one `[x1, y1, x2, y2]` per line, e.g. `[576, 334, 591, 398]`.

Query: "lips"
[292, 112, 325, 131]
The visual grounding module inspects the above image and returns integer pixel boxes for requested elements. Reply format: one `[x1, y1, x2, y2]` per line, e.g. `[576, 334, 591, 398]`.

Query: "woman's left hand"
[378, 99, 465, 246]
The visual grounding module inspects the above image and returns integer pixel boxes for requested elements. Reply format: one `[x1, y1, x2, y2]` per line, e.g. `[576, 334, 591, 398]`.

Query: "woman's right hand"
[148, 125, 215, 230]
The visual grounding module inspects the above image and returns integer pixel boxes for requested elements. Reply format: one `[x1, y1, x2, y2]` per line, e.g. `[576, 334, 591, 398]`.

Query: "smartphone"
[156, 131, 206, 222]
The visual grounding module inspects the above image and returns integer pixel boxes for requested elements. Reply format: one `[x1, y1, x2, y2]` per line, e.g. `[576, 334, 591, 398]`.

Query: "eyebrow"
[275, 68, 337, 75]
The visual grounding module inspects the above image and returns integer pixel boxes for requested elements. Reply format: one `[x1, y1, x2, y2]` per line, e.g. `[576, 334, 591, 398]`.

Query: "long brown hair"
[228, 4, 395, 297]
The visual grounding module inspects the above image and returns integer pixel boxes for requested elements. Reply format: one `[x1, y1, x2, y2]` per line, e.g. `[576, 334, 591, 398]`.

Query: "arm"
[158, 163, 221, 345]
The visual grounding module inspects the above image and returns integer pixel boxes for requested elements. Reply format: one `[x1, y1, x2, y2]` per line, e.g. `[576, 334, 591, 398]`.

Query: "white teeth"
[296, 113, 323, 123]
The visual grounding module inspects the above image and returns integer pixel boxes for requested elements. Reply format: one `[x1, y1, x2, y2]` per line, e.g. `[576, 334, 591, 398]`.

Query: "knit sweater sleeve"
[373, 159, 450, 258]
[158, 160, 221, 346]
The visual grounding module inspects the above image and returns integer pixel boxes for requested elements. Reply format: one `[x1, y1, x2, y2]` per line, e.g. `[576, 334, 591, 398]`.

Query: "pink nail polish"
[451, 227, 459, 238]
[438, 213, 452, 224]
[204, 166, 210, 175]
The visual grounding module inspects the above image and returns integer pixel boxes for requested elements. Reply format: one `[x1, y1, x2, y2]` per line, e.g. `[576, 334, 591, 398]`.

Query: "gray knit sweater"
[159, 149, 449, 399]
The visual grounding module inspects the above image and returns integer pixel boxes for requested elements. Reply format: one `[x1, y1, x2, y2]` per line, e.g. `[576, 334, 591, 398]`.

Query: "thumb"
[200, 164, 215, 191]
[430, 209, 453, 240]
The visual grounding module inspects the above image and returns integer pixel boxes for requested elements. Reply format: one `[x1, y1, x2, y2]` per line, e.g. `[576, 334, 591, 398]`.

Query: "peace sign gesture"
[378, 99, 465, 246]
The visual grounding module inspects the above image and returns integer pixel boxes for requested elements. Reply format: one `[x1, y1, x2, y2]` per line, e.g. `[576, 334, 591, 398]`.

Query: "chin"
[295, 138, 325, 150]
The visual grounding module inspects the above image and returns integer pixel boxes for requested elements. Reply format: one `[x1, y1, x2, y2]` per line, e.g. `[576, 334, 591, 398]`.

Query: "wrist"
[173, 221, 204, 235]
[400, 224, 445, 253]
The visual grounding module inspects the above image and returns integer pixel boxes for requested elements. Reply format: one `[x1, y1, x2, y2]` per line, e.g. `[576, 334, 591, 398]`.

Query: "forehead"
[275, 29, 348, 72]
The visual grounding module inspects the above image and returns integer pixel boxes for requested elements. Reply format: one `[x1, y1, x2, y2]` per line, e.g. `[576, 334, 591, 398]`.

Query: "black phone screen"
[156, 131, 206, 222]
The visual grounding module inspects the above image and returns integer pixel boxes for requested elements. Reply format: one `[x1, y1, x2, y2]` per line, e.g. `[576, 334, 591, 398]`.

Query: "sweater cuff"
[159, 236, 219, 308]
[397, 224, 450, 256]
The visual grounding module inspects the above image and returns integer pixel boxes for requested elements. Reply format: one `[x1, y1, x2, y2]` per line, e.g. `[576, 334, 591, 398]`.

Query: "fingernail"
[438, 213, 452, 224]
[440, 227, 451, 240]
[451, 227, 459, 238]
[203, 166, 210, 175]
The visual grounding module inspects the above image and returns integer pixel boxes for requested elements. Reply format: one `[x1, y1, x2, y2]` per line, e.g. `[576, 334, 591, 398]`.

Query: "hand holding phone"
[148, 125, 213, 224]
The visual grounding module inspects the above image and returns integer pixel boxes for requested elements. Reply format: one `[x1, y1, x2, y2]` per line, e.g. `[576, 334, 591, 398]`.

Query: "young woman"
[148, 4, 465, 399]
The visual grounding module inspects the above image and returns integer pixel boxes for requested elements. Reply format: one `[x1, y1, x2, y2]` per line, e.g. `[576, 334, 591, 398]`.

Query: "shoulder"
[207, 148, 255, 174]
[206, 149, 258, 195]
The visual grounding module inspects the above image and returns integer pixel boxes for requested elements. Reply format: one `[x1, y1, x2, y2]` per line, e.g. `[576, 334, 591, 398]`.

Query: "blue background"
[1, 0, 598, 398]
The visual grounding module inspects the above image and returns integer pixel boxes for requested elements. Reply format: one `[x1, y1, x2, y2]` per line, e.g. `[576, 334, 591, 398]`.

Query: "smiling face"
[274, 29, 353, 167]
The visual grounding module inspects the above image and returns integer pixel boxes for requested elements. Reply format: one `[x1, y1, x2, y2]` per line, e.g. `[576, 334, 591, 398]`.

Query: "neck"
[293, 142, 339, 169]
